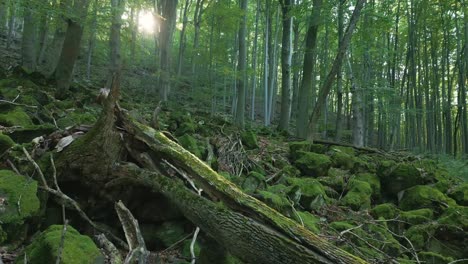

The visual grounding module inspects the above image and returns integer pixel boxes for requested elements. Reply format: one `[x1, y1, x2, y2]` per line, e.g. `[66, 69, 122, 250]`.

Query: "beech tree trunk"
[307, 0, 366, 141]
[55, 74, 367, 264]
[278, 0, 293, 132]
[54, 0, 90, 99]
[235, 0, 248, 128]
[21, 5, 37, 72]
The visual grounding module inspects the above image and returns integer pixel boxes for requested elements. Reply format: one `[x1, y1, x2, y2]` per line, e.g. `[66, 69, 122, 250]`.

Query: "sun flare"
[138, 10, 156, 34]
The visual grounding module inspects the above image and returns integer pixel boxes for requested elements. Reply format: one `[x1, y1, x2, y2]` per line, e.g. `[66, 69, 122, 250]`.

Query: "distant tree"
[278, 0, 293, 132]
[54, 0, 90, 99]
[235, 0, 248, 128]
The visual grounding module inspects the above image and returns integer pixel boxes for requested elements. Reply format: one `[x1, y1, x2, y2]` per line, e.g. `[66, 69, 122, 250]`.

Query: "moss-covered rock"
[0, 107, 33, 127]
[241, 171, 266, 193]
[287, 178, 329, 211]
[293, 151, 331, 177]
[399, 185, 456, 211]
[178, 134, 202, 158]
[293, 211, 320, 233]
[331, 146, 356, 156]
[330, 151, 355, 171]
[341, 179, 373, 211]
[355, 173, 380, 198]
[0, 133, 15, 153]
[56, 111, 97, 129]
[418, 252, 454, 264]
[0, 170, 40, 243]
[257, 190, 291, 215]
[370, 203, 399, 219]
[437, 206, 468, 230]
[400, 208, 434, 225]
[448, 183, 468, 206]
[309, 143, 327, 154]
[241, 130, 258, 149]
[16, 225, 103, 264]
[288, 141, 311, 160]
[379, 163, 429, 196]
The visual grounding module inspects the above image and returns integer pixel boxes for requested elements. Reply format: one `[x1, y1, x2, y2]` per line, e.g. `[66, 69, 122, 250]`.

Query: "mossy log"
[55, 76, 366, 264]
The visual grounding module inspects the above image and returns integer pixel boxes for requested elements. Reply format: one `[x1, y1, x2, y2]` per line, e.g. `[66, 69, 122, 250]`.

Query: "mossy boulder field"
[0, 2, 468, 261]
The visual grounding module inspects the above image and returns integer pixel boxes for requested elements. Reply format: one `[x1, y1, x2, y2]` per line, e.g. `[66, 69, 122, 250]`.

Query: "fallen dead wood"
[53, 74, 367, 264]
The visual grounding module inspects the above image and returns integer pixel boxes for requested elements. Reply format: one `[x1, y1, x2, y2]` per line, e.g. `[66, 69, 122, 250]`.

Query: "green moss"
[331, 151, 355, 170]
[56, 111, 97, 129]
[437, 206, 468, 230]
[400, 209, 434, 225]
[294, 211, 320, 233]
[293, 151, 331, 176]
[287, 178, 329, 211]
[330, 221, 355, 231]
[0, 107, 33, 127]
[341, 179, 373, 210]
[309, 144, 327, 154]
[0, 133, 15, 153]
[405, 223, 437, 249]
[241, 130, 258, 149]
[380, 163, 425, 195]
[370, 203, 399, 219]
[448, 183, 468, 206]
[16, 225, 103, 264]
[331, 146, 356, 156]
[418, 252, 454, 264]
[399, 185, 456, 211]
[241, 171, 266, 193]
[181, 240, 201, 260]
[257, 190, 291, 214]
[289, 141, 312, 159]
[178, 134, 202, 158]
[0, 170, 40, 224]
[355, 173, 380, 197]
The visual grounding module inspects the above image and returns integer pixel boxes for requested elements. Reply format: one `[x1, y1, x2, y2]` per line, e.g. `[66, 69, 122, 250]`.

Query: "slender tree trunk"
[291, 13, 300, 117]
[307, 0, 366, 141]
[158, 0, 178, 101]
[21, 4, 37, 72]
[235, 0, 248, 128]
[278, 0, 293, 131]
[264, 0, 271, 126]
[251, 0, 260, 120]
[334, 0, 345, 142]
[0, 0, 6, 35]
[268, 6, 280, 124]
[106, 0, 125, 89]
[296, 0, 322, 138]
[6, 1, 16, 49]
[191, 0, 205, 75]
[36, 2, 50, 66]
[177, 0, 190, 76]
[348, 55, 364, 147]
[86, 0, 98, 80]
[39, 0, 72, 76]
[54, 0, 90, 99]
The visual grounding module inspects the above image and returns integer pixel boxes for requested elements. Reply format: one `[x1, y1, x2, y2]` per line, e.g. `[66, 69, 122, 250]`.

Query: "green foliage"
[16, 225, 103, 264]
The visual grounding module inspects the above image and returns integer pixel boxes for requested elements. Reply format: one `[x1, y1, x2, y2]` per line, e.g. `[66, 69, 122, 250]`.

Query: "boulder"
[241, 130, 259, 149]
[399, 185, 456, 211]
[341, 179, 373, 211]
[293, 151, 331, 177]
[16, 225, 103, 264]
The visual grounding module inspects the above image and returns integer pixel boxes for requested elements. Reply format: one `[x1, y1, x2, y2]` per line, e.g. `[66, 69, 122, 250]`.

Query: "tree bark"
[21, 4, 37, 72]
[158, 0, 178, 101]
[105, 0, 125, 89]
[54, 0, 90, 99]
[278, 0, 293, 132]
[296, 0, 322, 138]
[234, 0, 248, 128]
[0, 0, 6, 35]
[307, 0, 366, 141]
[177, 0, 190, 77]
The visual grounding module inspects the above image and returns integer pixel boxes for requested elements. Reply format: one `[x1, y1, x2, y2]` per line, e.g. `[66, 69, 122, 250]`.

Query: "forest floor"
[0, 39, 467, 263]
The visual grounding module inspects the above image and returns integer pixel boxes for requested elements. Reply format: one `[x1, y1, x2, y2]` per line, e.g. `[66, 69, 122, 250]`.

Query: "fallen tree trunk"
[55, 76, 367, 264]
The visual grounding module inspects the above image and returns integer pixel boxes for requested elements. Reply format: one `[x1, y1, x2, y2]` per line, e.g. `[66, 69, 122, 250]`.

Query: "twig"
[448, 259, 468, 264]
[161, 232, 195, 253]
[7, 159, 20, 175]
[0, 97, 38, 108]
[190, 188, 203, 264]
[55, 220, 69, 264]
[115, 201, 149, 264]
[95, 234, 123, 264]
